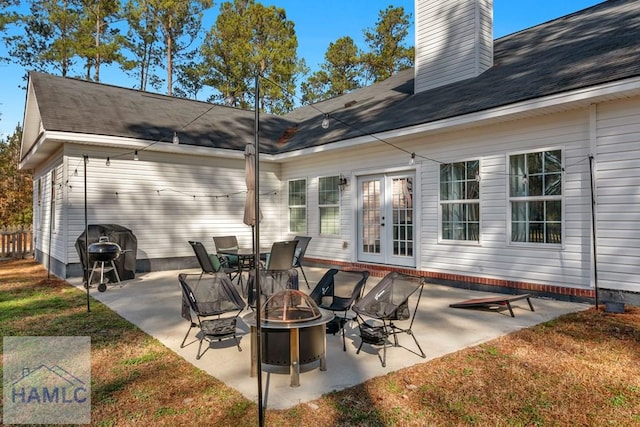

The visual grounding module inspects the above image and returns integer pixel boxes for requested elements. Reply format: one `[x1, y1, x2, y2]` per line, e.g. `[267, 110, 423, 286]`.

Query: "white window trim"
[318, 175, 341, 236]
[288, 178, 307, 234]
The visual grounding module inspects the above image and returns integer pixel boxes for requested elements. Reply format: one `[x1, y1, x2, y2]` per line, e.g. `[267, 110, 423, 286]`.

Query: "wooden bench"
[449, 294, 534, 317]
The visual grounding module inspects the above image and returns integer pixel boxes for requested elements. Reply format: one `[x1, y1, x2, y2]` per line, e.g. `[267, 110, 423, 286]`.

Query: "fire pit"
[243, 289, 334, 387]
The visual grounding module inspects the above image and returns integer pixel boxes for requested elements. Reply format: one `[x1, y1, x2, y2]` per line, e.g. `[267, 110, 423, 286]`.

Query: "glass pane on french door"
[391, 177, 413, 258]
[361, 178, 381, 257]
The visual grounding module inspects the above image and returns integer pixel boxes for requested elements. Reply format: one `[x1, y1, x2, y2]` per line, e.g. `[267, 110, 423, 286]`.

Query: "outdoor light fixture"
[172, 132, 179, 144]
[134, 150, 139, 161]
[409, 152, 416, 166]
[338, 174, 348, 191]
[321, 113, 330, 129]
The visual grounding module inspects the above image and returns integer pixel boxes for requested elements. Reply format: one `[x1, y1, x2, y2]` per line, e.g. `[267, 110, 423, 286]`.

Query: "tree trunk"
[166, 15, 173, 96]
[94, 3, 101, 82]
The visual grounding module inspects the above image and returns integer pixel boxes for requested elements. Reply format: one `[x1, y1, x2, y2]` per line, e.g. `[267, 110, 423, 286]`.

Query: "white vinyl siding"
[414, 0, 493, 93]
[32, 155, 65, 267]
[594, 98, 640, 292]
[60, 146, 281, 264]
[421, 112, 589, 289]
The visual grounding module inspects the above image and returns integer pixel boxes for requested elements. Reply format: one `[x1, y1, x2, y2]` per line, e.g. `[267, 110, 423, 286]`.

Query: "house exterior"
[20, 0, 640, 305]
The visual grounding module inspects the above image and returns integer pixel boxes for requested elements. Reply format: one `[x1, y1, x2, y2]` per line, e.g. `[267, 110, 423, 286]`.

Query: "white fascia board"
[274, 76, 640, 161]
[42, 131, 250, 161]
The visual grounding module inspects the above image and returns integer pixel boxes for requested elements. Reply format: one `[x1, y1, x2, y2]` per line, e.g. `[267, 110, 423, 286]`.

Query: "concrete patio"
[68, 267, 590, 410]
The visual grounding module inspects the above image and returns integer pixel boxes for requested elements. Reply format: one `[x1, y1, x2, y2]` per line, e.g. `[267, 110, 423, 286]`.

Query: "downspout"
[588, 104, 599, 308]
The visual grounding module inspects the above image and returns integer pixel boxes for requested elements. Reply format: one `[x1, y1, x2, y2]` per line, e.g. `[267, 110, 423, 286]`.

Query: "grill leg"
[88, 261, 99, 285]
[110, 260, 121, 285]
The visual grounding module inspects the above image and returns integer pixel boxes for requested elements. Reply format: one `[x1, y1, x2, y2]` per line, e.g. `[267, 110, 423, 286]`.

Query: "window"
[440, 160, 480, 241]
[37, 178, 43, 230]
[509, 150, 562, 244]
[288, 179, 307, 233]
[50, 169, 56, 232]
[319, 176, 340, 235]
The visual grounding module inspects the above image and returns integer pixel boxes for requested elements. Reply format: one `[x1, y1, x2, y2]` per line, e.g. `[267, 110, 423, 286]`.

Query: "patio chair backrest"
[178, 273, 245, 317]
[266, 240, 298, 271]
[189, 240, 219, 274]
[310, 269, 370, 307]
[292, 236, 311, 267]
[353, 272, 425, 321]
[212, 235, 239, 252]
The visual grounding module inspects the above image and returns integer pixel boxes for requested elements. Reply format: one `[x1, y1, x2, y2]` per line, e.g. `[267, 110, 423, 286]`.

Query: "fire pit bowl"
[243, 289, 334, 387]
[261, 289, 322, 323]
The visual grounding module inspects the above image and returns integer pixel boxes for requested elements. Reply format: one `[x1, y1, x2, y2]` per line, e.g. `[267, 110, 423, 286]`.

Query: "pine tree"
[300, 36, 362, 104]
[361, 6, 414, 83]
[199, 0, 301, 114]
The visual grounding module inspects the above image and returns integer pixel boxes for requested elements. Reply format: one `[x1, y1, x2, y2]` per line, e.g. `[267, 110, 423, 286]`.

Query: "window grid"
[509, 150, 562, 244]
[319, 176, 340, 235]
[440, 160, 480, 241]
[288, 179, 307, 233]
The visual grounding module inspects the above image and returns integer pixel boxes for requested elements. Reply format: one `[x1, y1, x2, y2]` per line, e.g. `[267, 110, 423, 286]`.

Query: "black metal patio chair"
[178, 273, 246, 359]
[212, 235, 242, 272]
[188, 240, 237, 281]
[292, 236, 312, 288]
[353, 272, 427, 367]
[246, 268, 299, 310]
[310, 268, 370, 351]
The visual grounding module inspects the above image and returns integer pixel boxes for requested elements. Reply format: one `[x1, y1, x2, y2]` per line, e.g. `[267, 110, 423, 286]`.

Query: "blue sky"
[0, 0, 603, 138]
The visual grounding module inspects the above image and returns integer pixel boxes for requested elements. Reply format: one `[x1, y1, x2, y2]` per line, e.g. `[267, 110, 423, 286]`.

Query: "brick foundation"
[306, 258, 596, 304]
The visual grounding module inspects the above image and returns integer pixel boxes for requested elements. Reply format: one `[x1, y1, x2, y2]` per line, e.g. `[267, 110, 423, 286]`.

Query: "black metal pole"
[84, 154, 90, 312]
[588, 155, 599, 309]
[254, 74, 264, 426]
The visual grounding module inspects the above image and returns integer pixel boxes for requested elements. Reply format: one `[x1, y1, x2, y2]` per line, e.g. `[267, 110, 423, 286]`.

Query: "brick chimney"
[414, 0, 493, 94]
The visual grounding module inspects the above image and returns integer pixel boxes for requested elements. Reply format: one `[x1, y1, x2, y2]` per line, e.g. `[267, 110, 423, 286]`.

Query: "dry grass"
[1, 258, 639, 426]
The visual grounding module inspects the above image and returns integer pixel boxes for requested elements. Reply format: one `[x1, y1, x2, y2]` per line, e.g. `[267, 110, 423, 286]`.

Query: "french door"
[357, 172, 415, 267]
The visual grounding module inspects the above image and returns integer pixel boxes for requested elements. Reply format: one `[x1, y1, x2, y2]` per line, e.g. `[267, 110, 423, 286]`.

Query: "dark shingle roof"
[29, 73, 293, 153]
[282, 0, 640, 150]
[30, 0, 640, 155]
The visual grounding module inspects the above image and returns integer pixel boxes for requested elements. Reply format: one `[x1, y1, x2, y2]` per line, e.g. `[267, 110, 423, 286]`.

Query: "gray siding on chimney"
[415, 0, 493, 93]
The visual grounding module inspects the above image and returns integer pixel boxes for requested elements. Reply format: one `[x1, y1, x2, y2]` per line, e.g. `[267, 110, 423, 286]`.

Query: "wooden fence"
[1, 226, 33, 259]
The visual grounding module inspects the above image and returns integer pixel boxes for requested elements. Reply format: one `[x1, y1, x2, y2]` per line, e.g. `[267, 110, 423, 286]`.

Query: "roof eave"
[20, 131, 280, 170]
[272, 76, 640, 162]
